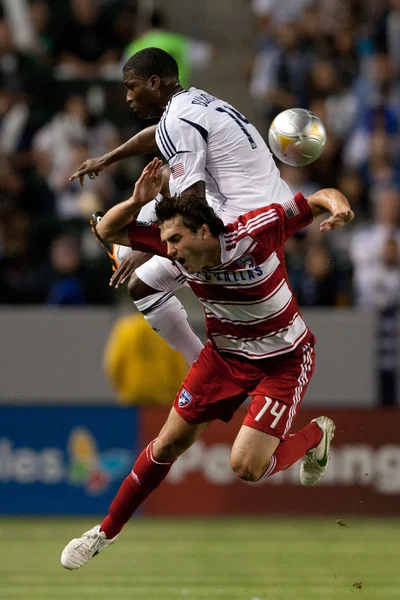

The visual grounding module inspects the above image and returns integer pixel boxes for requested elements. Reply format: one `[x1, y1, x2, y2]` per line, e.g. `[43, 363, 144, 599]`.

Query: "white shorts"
[135, 255, 189, 292]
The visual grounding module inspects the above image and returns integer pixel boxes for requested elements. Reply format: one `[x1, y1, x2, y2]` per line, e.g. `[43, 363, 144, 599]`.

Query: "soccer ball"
[268, 108, 327, 167]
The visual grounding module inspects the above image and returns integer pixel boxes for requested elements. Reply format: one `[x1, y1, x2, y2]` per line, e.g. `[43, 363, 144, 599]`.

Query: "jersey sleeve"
[127, 219, 168, 257]
[156, 110, 207, 195]
[235, 192, 313, 250]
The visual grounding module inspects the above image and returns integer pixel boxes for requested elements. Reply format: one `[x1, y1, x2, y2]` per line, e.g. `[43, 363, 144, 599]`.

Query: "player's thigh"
[230, 425, 280, 482]
[173, 342, 247, 426]
[128, 272, 159, 300]
[135, 255, 188, 293]
[245, 341, 315, 441]
[153, 406, 209, 462]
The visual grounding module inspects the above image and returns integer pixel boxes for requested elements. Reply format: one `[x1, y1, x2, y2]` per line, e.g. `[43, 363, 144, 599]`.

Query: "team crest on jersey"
[237, 254, 255, 269]
[178, 388, 193, 408]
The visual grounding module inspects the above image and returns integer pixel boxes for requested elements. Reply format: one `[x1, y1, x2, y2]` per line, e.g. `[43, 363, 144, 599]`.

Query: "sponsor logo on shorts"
[178, 389, 193, 408]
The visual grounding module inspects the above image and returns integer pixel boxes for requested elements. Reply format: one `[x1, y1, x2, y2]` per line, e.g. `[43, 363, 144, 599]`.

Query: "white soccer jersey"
[155, 88, 292, 224]
[128, 193, 314, 359]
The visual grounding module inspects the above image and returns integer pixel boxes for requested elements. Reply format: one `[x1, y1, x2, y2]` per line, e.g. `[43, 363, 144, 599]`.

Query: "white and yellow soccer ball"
[268, 108, 327, 166]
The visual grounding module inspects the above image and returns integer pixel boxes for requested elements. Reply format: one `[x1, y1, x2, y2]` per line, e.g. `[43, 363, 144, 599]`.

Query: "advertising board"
[140, 408, 400, 516]
[0, 406, 138, 514]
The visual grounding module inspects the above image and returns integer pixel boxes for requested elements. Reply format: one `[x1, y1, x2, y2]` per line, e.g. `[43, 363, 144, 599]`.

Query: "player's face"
[160, 217, 219, 274]
[123, 71, 163, 118]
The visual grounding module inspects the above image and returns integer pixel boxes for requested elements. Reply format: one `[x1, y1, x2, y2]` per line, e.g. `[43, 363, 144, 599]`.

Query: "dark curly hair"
[123, 47, 179, 80]
[155, 196, 225, 237]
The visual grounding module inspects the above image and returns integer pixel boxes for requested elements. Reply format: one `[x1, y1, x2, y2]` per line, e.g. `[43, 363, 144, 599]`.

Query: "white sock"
[134, 293, 204, 365]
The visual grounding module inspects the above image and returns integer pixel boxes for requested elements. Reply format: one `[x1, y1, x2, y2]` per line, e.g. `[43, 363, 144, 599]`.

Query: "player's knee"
[128, 273, 159, 303]
[153, 432, 194, 462]
[230, 456, 265, 482]
[127, 274, 143, 301]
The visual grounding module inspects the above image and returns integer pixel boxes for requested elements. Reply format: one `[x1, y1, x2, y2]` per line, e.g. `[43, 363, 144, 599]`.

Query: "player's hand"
[109, 254, 137, 289]
[69, 157, 107, 187]
[320, 210, 354, 231]
[109, 251, 153, 289]
[132, 158, 163, 206]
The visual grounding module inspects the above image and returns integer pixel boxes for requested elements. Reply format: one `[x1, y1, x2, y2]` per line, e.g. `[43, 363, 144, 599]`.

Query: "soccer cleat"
[61, 524, 119, 570]
[299, 416, 336, 487]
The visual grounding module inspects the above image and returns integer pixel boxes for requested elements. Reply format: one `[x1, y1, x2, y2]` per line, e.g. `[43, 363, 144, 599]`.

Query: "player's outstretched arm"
[69, 125, 158, 186]
[96, 158, 163, 245]
[306, 188, 354, 231]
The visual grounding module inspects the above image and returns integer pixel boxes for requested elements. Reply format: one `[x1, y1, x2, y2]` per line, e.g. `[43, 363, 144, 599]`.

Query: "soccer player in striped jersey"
[69, 47, 295, 366]
[61, 158, 354, 571]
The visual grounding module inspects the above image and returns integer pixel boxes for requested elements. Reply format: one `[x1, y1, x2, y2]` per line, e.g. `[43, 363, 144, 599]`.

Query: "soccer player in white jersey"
[61, 158, 354, 571]
[70, 47, 294, 366]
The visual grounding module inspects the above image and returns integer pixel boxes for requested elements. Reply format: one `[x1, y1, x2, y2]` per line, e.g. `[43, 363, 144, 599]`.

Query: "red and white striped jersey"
[128, 192, 314, 359]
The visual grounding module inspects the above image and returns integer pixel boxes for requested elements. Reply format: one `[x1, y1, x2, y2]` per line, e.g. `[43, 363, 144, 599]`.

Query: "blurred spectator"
[368, 238, 400, 310]
[249, 4, 278, 118]
[260, 21, 315, 126]
[107, 0, 137, 55]
[353, 53, 399, 119]
[46, 234, 86, 305]
[0, 17, 46, 92]
[294, 243, 343, 307]
[46, 232, 114, 306]
[365, 238, 400, 406]
[251, 0, 316, 27]
[104, 313, 189, 405]
[54, 0, 120, 80]
[374, 0, 400, 68]
[330, 170, 368, 275]
[278, 164, 319, 198]
[123, 9, 213, 88]
[29, 0, 54, 62]
[307, 59, 358, 140]
[0, 86, 32, 157]
[0, 197, 50, 304]
[32, 93, 119, 220]
[344, 103, 400, 176]
[350, 186, 400, 307]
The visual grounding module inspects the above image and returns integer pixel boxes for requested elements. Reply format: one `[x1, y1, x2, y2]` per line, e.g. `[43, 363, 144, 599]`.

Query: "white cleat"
[61, 525, 119, 570]
[299, 416, 336, 487]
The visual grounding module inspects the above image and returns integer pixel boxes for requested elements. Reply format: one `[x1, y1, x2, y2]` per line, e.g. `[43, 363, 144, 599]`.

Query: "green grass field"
[0, 517, 398, 600]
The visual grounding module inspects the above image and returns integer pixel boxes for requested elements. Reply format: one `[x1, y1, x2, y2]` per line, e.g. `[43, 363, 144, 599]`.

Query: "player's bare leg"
[230, 417, 331, 483]
[230, 426, 280, 481]
[61, 409, 209, 570]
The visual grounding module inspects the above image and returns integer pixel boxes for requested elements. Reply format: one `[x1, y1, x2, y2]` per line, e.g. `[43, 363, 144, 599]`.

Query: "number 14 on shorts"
[255, 397, 287, 429]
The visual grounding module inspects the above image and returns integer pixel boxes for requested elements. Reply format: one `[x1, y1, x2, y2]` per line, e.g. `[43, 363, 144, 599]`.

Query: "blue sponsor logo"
[178, 389, 193, 408]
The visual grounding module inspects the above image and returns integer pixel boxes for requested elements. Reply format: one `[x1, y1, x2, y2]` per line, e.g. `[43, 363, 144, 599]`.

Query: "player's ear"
[200, 224, 212, 239]
[149, 75, 161, 90]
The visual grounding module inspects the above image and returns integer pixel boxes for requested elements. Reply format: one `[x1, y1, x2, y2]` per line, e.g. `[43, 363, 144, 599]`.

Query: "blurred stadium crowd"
[0, 0, 399, 311]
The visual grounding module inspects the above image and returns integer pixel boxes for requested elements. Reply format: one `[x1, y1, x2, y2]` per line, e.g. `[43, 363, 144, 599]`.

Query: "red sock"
[100, 442, 173, 539]
[261, 422, 322, 479]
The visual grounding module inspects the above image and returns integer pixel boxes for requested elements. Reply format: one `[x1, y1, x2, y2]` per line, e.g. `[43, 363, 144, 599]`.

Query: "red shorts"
[174, 338, 315, 440]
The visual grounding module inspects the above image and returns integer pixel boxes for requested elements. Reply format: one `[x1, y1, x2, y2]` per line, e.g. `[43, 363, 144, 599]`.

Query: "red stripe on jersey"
[127, 194, 313, 359]
[204, 299, 300, 339]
